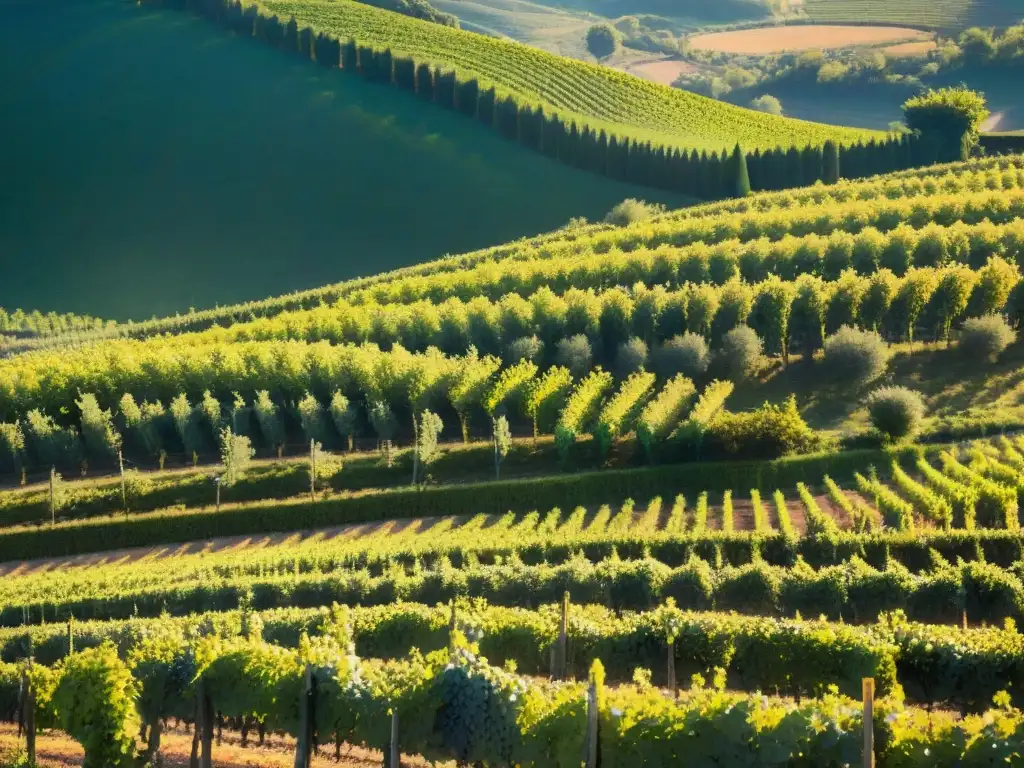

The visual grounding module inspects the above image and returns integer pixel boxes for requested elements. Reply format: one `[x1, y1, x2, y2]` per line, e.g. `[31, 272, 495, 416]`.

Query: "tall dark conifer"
[728, 143, 751, 198]
[477, 87, 496, 127]
[823, 140, 841, 184]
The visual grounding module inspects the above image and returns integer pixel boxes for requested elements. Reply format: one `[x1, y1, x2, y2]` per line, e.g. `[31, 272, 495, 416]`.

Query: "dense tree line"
[142, 0, 931, 199]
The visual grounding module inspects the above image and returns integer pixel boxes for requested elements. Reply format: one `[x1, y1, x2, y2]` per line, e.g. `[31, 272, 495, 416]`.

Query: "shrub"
[959, 315, 1016, 362]
[614, 337, 648, 379]
[866, 387, 927, 441]
[586, 23, 621, 59]
[51, 644, 139, 767]
[554, 334, 593, 379]
[507, 335, 544, 364]
[705, 396, 821, 460]
[822, 326, 891, 387]
[654, 333, 710, 380]
[749, 94, 782, 115]
[603, 198, 665, 227]
[717, 325, 762, 382]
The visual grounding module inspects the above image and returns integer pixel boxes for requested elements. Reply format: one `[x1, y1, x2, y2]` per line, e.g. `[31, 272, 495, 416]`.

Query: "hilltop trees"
[586, 24, 620, 59]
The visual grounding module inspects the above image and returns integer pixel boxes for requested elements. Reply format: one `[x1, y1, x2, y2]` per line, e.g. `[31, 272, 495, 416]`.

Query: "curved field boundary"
[689, 24, 930, 54]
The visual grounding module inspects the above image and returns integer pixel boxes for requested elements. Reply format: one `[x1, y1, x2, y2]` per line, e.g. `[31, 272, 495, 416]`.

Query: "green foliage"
[866, 386, 926, 441]
[25, 409, 81, 470]
[603, 199, 665, 226]
[297, 392, 327, 444]
[0, 421, 25, 475]
[586, 23, 620, 59]
[555, 369, 614, 460]
[416, 409, 444, 470]
[170, 393, 203, 458]
[636, 375, 696, 462]
[940, 451, 1019, 529]
[855, 470, 914, 531]
[822, 326, 891, 387]
[890, 461, 952, 529]
[484, 360, 538, 416]
[654, 334, 710, 380]
[329, 391, 358, 450]
[904, 86, 989, 161]
[76, 393, 121, 463]
[525, 366, 573, 437]
[614, 338, 648, 379]
[220, 427, 255, 487]
[594, 371, 656, 458]
[749, 94, 782, 116]
[492, 415, 511, 480]
[51, 644, 139, 767]
[706, 397, 821, 460]
[773, 489, 795, 538]
[959, 315, 1016, 361]
[717, 325, 762, 382]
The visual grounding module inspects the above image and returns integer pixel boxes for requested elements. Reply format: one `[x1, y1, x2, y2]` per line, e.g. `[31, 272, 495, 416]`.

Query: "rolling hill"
[799, 0, 1023, 30]
[254, 0, 882, 151]
[0, 0, 684, 320]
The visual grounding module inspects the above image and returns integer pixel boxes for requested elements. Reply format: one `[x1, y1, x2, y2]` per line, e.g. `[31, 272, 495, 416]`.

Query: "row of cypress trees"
[154, 0, 938, 199]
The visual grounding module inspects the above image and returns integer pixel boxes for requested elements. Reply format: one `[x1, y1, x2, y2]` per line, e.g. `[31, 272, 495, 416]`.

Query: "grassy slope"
[261, 0, 881, 151]
[800, 0, 1023, 30]
[0, 0, 683, 320]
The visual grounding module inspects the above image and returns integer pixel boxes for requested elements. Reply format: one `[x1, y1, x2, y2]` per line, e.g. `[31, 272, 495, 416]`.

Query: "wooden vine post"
[294, 665, 315, 768]
[447, 600, 457, 659]
[862, 677, 875, 768]
[387, 708, 400, 768]
[667, 637, 676, 696]
[552, 591, 569, 680]
[584, 677, 598, 768]
[21, 664, 36, 765]
[199, 677, 214, 768]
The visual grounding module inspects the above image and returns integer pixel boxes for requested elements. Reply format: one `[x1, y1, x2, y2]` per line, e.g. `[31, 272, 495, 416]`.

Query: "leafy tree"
[928, 265, 976, 341]
[959, 315, 1016, 362]
[76, 393, 121, 463]
[330, 391, 359, 451]
[492, 415, 511, 480]
[614, 337, 648, 379]
[253, 390, 286, 457]
[749, 94, 782, 115]
[369, 400, 399, 466]
[859, 270, 898, 332]
[749, 276, 795, 362]
[822, 326, 891, 388]
[484, 359, 537, 416]
[867, 386, 926, 441]
[507, 335, 544, 364]
[966, 256, 1019, 317]
[413, 409, 443, 484]
[120, 393, 165, 460]
[554, 334, 593, 379]
[230, 392, 251, 437]
[220, 427, 254, 487]
[0, 421, 25, 477]
[297, 392, 327, 445]
[169, 393, 203, 460]
[525, 366, 573, 439]
[586, 23, 620, 59]
[199, 390, 223, 441]
[718, 325, 763, 382]
[903, 87, 989, 161]
[26, 408, 81, 469]
[654, 333, 710, 380]
[448, 353, 501, 442]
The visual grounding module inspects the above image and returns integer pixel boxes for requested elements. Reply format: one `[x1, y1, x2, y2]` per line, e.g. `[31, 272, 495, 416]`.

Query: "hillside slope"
[800, 0, 1023, 30]
[0, 0, 681, 320]
[259, 0, 881, 151]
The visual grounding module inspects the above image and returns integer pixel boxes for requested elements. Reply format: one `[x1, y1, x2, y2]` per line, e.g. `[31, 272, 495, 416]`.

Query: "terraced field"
[799, 0, 1024, 30]
[258, 0, 881, 151]
[6, 156, 1024, 766]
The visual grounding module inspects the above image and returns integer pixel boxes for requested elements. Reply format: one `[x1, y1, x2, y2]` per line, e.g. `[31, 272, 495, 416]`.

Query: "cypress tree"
[728, 143, 751, 198]
[823, 140, 840, 184]
[456, 78, 479, 118]
[298, 26, 314, 60]
[241, 6, 258, 36]
[595, 130, 609, 176]
[477, 86, 496, 127]
[264, 16, 284, 49]
[357, 45, 374, 76]
[785, 146, 802, 188]
[284, 18, 299, 53]
[436, 70, 457, 109]
[567, 122, 581, 168]
[394, 56, 416, 91]
[544, 114, 561, 159]
[415, 63, 433, 99]
[607, 136, 621, 179]
[376, 48, 393, 84]
[341, 39, 357, 70]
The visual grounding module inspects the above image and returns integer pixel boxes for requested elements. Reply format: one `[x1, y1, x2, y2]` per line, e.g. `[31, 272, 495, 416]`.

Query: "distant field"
[883, 40, 937, 57]
[689, 24, 930, 54]
[798, 0, 1023, 30]
[0, 0, 683, 320]
[261, 0, 882, 151]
